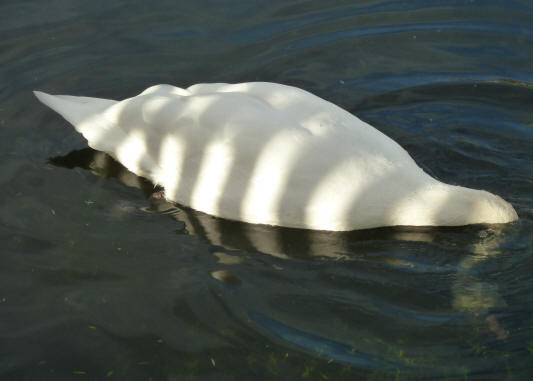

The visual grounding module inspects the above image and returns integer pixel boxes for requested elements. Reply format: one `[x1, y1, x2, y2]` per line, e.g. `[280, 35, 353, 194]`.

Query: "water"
[1, 0, 533, 379]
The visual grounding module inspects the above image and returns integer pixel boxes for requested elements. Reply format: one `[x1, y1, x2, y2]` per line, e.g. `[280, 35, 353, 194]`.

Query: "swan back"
[34, 83, 518, 231]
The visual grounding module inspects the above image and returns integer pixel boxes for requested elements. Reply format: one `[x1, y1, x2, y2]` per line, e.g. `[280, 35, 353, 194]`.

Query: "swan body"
[34, 82, 517, 231]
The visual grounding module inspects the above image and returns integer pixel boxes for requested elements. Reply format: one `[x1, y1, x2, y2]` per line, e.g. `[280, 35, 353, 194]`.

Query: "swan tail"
[34, 91, 124, 151]
[34, 91, 160, 179]
[34, 91, 117, 127]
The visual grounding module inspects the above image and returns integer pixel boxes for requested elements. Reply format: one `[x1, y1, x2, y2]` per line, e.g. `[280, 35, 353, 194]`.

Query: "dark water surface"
[2, 1, 533, 380]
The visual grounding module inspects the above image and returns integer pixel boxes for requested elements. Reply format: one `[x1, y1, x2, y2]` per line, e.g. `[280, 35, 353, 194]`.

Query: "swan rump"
[34, 82, 518, 231]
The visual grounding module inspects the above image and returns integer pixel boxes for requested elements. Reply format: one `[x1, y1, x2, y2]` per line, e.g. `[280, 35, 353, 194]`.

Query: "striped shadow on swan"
[35, 82, 518, 231]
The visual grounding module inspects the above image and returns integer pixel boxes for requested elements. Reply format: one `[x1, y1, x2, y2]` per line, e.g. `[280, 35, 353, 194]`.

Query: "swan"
[34, 82, 518, 231]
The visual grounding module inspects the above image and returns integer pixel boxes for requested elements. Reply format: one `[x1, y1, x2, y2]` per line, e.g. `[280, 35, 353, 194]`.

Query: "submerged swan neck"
[392, 183, 518, 227]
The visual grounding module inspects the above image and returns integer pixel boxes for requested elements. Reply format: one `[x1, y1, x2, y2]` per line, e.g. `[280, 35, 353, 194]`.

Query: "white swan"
[34, 82, 518, 231]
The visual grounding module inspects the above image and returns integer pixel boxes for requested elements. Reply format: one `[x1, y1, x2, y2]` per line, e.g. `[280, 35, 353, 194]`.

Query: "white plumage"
[34, 82, 518, 231]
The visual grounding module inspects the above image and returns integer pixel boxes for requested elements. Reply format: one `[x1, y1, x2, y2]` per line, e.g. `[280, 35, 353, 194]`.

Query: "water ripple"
[284, 22, 533, 51]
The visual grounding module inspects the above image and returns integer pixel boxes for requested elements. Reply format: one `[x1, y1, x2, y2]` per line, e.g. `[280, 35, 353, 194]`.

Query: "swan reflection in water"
[50, 148, 512, 348]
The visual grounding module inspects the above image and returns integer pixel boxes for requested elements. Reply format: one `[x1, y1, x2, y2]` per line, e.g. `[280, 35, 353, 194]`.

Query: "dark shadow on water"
[49, 147, 492, 260]
[47, 148, 517, 377]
